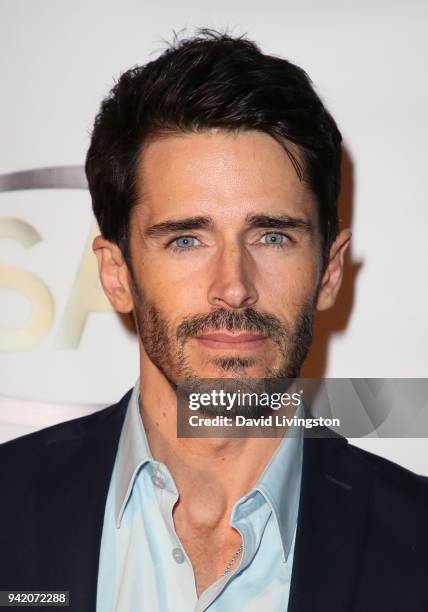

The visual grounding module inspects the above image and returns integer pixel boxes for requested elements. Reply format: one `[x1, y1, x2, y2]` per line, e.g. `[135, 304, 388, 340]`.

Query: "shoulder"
[316, 435, 428, 512]
[345, 440, 428, 512]
[0, 388, 132, 472]
[345, 440, 428, 489]
[302, 434, 428, 585]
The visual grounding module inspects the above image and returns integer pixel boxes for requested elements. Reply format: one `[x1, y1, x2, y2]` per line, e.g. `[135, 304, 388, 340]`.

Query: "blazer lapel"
[288, 435, 371, 612]
[33, 393, 130, 612]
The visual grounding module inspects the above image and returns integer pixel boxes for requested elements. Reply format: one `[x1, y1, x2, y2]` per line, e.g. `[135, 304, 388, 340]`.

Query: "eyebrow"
[145, 216, 214, 237]
[144, 213, 313, 237]
[245, 213, 314, 233]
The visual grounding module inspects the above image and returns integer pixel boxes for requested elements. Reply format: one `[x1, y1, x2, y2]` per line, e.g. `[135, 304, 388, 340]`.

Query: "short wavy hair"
[86, 29, 342, 267]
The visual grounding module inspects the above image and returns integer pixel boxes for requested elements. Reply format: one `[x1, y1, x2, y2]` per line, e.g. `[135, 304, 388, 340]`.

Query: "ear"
[93, 235, 134, 313]
[316, 229, 351, 311]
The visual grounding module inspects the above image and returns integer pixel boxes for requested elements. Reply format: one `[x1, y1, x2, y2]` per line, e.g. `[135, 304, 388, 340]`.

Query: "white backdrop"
[0, 0, 427, 472]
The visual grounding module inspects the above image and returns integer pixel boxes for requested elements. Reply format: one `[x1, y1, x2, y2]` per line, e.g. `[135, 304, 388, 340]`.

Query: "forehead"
[134, 129, 316, 225]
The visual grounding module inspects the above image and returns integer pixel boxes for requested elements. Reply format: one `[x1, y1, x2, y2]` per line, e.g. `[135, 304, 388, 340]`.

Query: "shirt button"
[151, 473, 165, 489]
[172, 547, 185, 564]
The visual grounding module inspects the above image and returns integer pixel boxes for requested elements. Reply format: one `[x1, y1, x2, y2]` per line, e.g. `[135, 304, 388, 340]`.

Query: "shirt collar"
[114, 378, 304, 558]
[254, 403, 304, 561]
[114, 379, 152, 528]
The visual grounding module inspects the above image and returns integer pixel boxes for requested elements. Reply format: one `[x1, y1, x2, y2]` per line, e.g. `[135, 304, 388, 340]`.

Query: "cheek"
[260, 257, 320, 309]
[134, 260, 208, 320]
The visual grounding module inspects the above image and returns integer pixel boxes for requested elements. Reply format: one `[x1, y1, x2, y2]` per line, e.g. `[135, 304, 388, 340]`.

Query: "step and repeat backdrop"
[1, 1, 427, 471]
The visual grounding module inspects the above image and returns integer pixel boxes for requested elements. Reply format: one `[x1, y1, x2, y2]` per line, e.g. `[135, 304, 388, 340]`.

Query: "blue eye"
[261, 232, 287, 246]
[172, 235, 198, 249]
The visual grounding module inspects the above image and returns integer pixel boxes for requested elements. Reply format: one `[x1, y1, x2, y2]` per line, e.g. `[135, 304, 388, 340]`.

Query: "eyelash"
[167, 232, 292, 253]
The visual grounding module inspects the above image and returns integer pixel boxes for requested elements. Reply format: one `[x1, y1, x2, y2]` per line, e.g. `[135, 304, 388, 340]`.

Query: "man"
[0, 30, 427, 612]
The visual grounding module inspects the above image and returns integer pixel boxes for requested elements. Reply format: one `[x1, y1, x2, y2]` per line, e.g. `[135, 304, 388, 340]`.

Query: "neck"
[138, 356, 282, 521]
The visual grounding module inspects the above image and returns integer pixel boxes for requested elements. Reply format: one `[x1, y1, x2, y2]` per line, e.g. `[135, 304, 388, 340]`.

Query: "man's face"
[126, 129, 324, 384]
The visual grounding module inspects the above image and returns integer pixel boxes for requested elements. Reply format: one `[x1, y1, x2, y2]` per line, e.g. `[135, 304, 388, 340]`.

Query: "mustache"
[176, 307, 288, 342]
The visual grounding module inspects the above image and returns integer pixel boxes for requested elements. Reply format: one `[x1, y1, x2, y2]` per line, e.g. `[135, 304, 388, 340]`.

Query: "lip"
[195, 332, 268, 350]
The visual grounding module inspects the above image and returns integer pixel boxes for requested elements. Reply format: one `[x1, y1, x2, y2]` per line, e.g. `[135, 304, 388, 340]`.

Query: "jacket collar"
[288, 433, 371, 612]
[33, 389, 131, 612]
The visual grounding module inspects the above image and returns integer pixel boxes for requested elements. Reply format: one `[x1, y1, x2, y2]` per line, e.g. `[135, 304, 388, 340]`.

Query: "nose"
[207, 243, 259, 309]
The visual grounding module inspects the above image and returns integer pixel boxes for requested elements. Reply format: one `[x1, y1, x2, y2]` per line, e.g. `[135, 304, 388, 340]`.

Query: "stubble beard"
[131, 281, 316, 388]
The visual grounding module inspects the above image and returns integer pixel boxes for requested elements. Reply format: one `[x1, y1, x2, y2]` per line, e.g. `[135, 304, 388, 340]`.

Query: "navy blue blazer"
[0, 389, 427, 611]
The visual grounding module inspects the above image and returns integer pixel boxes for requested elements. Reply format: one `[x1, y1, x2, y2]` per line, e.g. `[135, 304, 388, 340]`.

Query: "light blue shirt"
[96, 381, 303, 612]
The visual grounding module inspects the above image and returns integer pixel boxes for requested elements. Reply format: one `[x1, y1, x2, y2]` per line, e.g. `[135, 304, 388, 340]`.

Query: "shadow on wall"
[118, 311, 137, 335]
[302, 145, 363, 378]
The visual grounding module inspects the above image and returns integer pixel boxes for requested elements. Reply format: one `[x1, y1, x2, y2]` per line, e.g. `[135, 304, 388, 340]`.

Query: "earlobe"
[316, 229, 351, 312]
[92, 235, 134, 313]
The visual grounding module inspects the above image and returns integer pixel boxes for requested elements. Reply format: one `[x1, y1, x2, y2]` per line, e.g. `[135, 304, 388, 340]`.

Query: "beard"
[131, 281, 315, 389]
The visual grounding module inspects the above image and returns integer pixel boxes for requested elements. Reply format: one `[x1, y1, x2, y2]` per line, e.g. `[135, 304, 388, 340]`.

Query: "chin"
[194, 360, 275, 380]
[174, 347, 283, 381]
